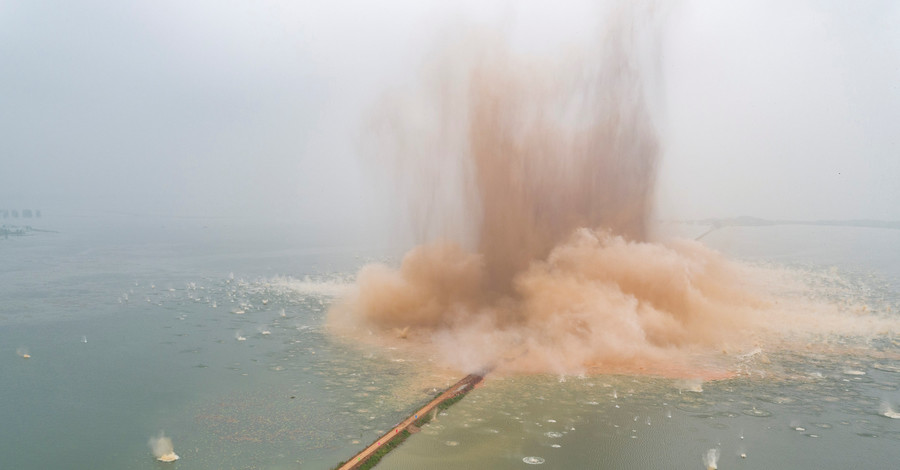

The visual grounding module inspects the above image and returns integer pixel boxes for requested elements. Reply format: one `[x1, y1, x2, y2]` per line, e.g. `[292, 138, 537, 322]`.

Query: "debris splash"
[149, 431, 179, 463]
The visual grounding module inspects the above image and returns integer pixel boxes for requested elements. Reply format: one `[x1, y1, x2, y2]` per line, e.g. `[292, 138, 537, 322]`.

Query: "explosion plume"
[327, 3, 893, 377]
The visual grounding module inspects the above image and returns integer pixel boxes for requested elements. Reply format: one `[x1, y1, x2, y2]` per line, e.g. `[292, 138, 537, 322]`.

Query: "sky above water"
[2, 0, 898, 227]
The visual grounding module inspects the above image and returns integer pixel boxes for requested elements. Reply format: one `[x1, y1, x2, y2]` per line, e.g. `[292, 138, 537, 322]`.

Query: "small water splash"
[677, 379, 704, 393]
[148, 431, 179, 462]
[703, 448, 720, 470]
[880, 400, 900, 419]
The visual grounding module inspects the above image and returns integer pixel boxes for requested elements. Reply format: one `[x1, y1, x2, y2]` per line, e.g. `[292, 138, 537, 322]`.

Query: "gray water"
[2, 218, 898, 469]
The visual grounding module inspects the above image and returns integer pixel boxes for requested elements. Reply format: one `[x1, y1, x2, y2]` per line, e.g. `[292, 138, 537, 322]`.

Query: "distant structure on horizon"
[1, 209, 41, 219]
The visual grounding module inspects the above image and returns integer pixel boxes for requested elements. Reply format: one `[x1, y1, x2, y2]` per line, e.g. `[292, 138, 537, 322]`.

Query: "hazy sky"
[2, 0, 898, 226]
[660, 0, 900, 221]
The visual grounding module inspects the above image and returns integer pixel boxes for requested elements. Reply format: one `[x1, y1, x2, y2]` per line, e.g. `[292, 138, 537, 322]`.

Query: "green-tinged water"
[0, 218, 439, 470]
[1, 219, 898, 469]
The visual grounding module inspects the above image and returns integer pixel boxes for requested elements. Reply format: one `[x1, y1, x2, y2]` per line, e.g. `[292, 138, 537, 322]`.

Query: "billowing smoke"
[326, 4, 890, 377]
[365, 4, 663, 294]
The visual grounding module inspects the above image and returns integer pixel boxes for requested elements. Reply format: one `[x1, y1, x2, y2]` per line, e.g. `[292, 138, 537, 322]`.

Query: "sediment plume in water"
[327, 3, 895, 377]
[148, 431, 179, 462]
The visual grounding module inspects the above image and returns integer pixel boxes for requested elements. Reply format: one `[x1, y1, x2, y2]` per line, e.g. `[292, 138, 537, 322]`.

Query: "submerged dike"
[334, 374, 483, 470]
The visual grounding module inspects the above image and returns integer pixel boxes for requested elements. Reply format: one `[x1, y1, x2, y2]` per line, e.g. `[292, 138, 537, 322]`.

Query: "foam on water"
[266, 275, 353, 298]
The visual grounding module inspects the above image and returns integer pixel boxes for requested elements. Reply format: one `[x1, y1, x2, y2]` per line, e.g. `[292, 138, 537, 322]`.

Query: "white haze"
[2, 0, 899, 232]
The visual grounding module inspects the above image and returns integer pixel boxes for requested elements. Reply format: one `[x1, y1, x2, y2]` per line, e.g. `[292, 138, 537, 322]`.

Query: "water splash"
[880, 400, 900, 419]
[148, 431, 179, 462]
[703, 448, 719, 470]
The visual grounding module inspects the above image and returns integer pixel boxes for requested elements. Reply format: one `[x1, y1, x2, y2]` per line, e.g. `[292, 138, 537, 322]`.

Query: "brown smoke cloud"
[326, 4, 894, 378]
[365, 5, 662, 293]
[330, 231, 780, 377]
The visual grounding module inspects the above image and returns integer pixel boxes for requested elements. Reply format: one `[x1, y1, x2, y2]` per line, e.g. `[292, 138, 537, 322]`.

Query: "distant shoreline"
[662, 217, 900, 241]
[673, 216, 900, 230]
[1, 224, 59, 239]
